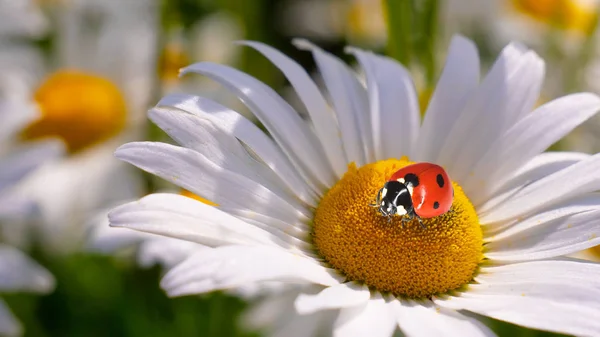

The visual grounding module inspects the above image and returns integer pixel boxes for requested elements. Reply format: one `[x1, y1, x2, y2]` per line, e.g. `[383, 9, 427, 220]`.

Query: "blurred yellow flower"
[23, 70, 127, 153]
[512, 0, 598, 34]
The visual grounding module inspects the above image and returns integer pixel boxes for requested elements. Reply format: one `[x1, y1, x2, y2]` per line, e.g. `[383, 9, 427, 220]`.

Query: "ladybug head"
[373, 181, 414, 219]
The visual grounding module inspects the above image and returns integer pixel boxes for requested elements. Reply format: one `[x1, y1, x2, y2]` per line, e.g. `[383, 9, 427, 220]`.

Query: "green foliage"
[5, 254, 257, 337]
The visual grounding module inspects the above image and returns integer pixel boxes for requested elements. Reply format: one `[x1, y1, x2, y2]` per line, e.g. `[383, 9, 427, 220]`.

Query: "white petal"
[439, 44, 541, 180]
[242, 287, 302, 330]
[478, 151, 590, 212]
[294, 39, 371, 166]
[438, 295, 600, 337]
[115, 142, 310, 224]
[270, 309, 334, 337]
[392, 300, 496, 337]
[227, 208, 310, 237]
[85, 209, 150, 254]
[108, 193, 283, 248]
[481, 153, 600, 224]
[484, 193, 600, 240]
[0, 101, 38, 144]
[476, 259, 600, 285]
[154, 94, 319, 205]
[181, 62, 336, 189]
[137, 238, 207, 269]
[466, 93, 600, 204]
[11, 142, 142, 254]
[415, 35, 480, 163]
[0, 195, 36, 221]
[294, 282, 370, 315]
[238, 41, 347, 178]
[436, 261, 600, 336]
[0, 299, 21, 337]
[333, 294, 397, 337]
[229, 211, 315, 256]
[0, 141, 63, 191]
[0, 245, 54, 293]
[148, 106, 308, 208]
[346, 47, 419, 160]
[160, 245, 342, 297]
[485, 208, 600, 261]
[511, 151, 590, 178]
[243, 287, 338, 337]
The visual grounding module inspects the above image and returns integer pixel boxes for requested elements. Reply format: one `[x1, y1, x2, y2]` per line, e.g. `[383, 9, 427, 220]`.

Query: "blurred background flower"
[0, 100, 61, 336]
[1, 0, 600, 336]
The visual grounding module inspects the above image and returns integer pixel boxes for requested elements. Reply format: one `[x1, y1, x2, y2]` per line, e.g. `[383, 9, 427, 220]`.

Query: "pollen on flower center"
[313, 159, 483, 298]
[22, 70, 127, 153]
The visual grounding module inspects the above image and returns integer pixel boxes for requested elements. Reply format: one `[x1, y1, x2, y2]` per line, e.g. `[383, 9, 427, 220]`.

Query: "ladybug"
[371, 162, 454, 226]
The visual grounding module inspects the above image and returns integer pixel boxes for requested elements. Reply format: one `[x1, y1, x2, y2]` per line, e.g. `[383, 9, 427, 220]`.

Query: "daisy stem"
[384, 0, 413, 66]
[420, 0, 439, 87]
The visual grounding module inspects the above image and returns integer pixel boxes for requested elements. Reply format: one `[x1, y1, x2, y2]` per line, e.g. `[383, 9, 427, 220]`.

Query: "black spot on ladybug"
[433, 201, 440, 209]
[436, 174, 445, 188]
[404, 173, 419, 187]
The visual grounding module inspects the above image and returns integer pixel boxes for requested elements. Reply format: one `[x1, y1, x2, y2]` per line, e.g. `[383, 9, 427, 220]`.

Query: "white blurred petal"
[0, 299, 21, 337]
[0, 141, 64, 191]
[0, 245, 54, 293]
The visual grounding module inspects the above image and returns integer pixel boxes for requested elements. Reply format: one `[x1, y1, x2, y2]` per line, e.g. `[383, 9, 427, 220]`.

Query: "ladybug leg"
[417, 216, 426, 229]
[370, 188, 383, 207]
[400, 215, 410, 228]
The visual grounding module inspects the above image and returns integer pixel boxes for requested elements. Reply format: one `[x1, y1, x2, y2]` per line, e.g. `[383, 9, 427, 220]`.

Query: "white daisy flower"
[0, 102, 60, 336]
[110, 35, 600, 336]
[5, 0, 158, 254]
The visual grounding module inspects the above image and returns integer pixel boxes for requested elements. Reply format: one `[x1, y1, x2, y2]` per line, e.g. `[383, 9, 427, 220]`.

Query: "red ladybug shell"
[389, 162, 453, 218]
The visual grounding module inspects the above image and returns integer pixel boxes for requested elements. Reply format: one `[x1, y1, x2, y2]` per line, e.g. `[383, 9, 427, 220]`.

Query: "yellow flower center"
[313, 159, 483, 298]
[346, 0, 386, 42]
[22, 70, 127, 153]
[180, 189, 218, 206]
[158, 42, 190, 83]
[512, 0, 598, 34]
